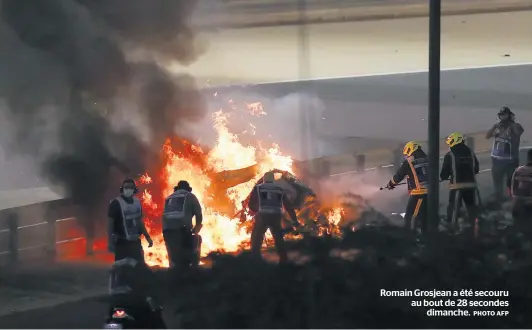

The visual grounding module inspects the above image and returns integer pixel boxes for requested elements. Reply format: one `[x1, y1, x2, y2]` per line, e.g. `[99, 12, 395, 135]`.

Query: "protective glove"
[193, 224, 203, 234]
[387, 180, 396, 190]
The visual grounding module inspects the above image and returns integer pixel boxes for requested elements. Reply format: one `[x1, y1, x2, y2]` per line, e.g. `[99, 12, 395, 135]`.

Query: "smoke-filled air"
[0, 0, 206, 214]
[0, 0, 361, 267]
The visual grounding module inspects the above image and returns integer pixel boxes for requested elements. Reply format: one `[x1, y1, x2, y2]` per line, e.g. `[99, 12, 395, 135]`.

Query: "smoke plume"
[0, 0, 207, 215]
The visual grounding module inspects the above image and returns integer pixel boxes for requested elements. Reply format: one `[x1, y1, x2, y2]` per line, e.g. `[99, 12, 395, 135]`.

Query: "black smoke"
[0, 0, 207, 213]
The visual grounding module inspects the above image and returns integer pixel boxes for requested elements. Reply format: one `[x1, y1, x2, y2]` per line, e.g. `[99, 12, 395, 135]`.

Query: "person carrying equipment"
[108, 179, 153, 263]
[486, 106, 524, 204]
[162, 180, 203, 273]
[386, 141, 429, 234]
[440, 132, 480, 235]
[510, 149, 532, 238]
[248, 171, 299, 263]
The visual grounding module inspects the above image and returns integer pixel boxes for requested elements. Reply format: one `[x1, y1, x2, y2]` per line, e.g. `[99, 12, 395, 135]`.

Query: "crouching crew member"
[162, 180, 203, 271]
[248, 171, 299, 264]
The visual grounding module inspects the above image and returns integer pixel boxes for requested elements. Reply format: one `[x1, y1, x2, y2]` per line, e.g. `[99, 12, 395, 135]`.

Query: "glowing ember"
[139, 174, 152, 184]
[247, 102, 266, 116]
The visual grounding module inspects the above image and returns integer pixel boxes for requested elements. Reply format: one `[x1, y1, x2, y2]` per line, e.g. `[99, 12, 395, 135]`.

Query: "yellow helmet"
[445, 132, 464, 148]
[403, 141, 421, 157]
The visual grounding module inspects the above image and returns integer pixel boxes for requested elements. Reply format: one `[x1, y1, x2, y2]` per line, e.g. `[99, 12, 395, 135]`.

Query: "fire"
[138, 107, 298, 267]
[247, 102, 266, 116]
[137, 98, 344, 268]
[327, 208, 344, 226]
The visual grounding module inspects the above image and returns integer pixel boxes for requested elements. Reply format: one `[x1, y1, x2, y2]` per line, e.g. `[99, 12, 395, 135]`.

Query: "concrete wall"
[200, 0, 532, 28]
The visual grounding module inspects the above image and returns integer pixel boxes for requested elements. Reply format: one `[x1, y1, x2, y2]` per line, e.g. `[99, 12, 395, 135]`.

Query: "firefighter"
[248, 171, 299, 263]
[386, 141, 429, 234]
[440, 132, 480, 235]
[108, 179, 153, 263]
[162, 180, 203, 272]
[486, 106, 524, 204]
[510, 149, 532, 238]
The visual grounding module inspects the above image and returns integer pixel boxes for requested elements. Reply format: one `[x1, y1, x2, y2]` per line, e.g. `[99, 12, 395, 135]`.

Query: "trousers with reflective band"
[406, 156, 428, 195]
[449, 146, 477, 190]
[491, 135, 513, 160]
[257, 183, 284, 214]
[512, 165, 532, 201]
[116, 197, 142, 241]
[449, 183, 477, 189]
[163, 190, 190, 230]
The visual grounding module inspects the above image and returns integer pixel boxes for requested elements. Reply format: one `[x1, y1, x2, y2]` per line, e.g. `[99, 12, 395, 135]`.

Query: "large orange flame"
[137, 97, 299, 267]
[137, 99, 342, 268]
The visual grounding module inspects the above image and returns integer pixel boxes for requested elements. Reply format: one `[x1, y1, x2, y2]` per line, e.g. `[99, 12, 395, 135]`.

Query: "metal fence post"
[46, 205, 57, 262]
[355, 154, 366, 173]
[6, 212, 19, 265]
[466, 136, 475, 152]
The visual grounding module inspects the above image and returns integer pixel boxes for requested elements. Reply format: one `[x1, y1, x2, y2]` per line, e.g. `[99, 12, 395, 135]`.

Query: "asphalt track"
[2, 64, 532, 327]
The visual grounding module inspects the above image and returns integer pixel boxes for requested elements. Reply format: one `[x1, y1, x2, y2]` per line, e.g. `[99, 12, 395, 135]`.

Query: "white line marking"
[330, 170, 359, 177]
[0, 236, 86, 256]
[17, 244, 47, 252]
[240, 62, 532, 86]
[18, 221, 47, 229]
[56, 237, 84, 244]
[56, 217, 76, 223]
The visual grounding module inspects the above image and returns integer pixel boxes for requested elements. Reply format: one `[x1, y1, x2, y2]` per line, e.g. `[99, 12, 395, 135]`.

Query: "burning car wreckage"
[133, 109, 395, 267]
[138, 154, 391, 267]
[226, 166, 392, 236]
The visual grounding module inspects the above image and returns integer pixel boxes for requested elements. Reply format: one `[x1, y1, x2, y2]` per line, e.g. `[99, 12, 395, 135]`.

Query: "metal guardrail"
[324, 136, 532, 177]
[0, 217, 82, 257]
[0, 200, 89, 265]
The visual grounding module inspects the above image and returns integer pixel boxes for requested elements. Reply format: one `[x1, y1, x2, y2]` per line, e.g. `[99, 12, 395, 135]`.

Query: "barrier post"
[355, 154, 366, 173]
[466, 136, 475, 152]
[46, 205, 57, 262]
[6, 212, 19, 265]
